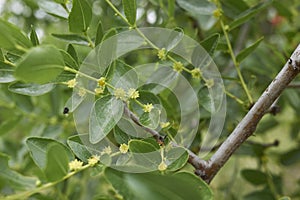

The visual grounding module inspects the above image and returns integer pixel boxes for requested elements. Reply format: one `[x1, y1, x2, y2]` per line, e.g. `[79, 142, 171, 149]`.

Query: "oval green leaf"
[89, 95, 124, 144]
[236, 37, 264, 63]
[52, 33, 89, 46]
[68, 0, 92, 33]
[9, 82, 55, 96]
[15, 45, 65, 84]
[122, 0, 137, 26]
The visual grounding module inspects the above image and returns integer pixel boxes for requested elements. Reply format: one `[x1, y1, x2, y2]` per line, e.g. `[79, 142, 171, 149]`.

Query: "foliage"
[0, 0, 300, 199]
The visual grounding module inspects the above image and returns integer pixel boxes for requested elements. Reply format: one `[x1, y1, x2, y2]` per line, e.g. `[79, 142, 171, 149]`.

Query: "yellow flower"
[78, 88, 86, 97]
[205, 79, 214, 88]
[98, 77, 106, 87]
[191, 68, 202, 79]
[160, 122, 170, 128]
[94, 87, 104, 95]
[69, 159, 83, 171]
[67, 79, 77, 88]
[88, 155, 100, 166]
[114, 88, 127, 101]
[143, 103, 154, 113]
[157, 48, 167, 60]
[213, 9, 222, 18]
[101, 146, 112, 155]
[119, 143, 129, 154]
[173, 62, 184, 73]
[158, 161, 167, 171]
[128, 88, 139, 99]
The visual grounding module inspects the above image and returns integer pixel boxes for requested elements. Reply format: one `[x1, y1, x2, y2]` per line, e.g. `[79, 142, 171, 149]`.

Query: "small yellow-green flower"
[205, 79, 214, 88]
[69, 159, 83, 171]
[98, 77, 106, 87]
[78, 88, 86, 97]
[157, 48, 167, 60]
[128, 88, 139, 99]
[67, 79, 77, 88]
[191, 68, 202, 79]
[95, 87, 104, 95]
[213, 9, 222, 18]
[173, 62, 184, 73]
[101, 146, 112, 155]
[158, 161, 167, 171]
[119, 143, 129, 154]
[88, 155, 100, 166]
[143, 103, 154, 113]
[160, 121, 170, 128]
[114, 88, 127, 101]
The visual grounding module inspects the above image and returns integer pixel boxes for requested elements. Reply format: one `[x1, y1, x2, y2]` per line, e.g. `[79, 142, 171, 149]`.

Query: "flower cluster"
[173, 61, 184, 73]
[157, 48, 167, 60]
[191, 68, 202, 79]
[69, 159, 83, 171]
[119, 143, 129, 154]
[66, 79, 77, 88]
[143, 103, 154, 113]
[158, 161, 167, 171]
[114, 88, 140, 101]
[88, 155, 100, 166]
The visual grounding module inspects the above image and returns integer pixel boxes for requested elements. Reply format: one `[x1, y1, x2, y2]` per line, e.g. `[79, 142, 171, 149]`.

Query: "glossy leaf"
[176, 0, 216, 15]
[89, 95, 124, 144]
[44, 143, 69, 182]
[280, 148, 300, 166]
[0, 61, 15, 83]
[52, 33, 89, 46]
[67, 134, 92, 163]
[67, 44, 79, 65]
[0, 19, 32, 51]
[9, 82, 55, 96]
[30, 26, 39, 46]
[95, 21, 104, 46]
[0, 153, 37, 190]
[165, 147, 189, 171]
[229, 0, 272, 30]
[114, 125, 132, 144]
[15, 45, 64, 84]
[139, 107, 160, 129]
[129, 139, 158, 153]
[105, 168, 213, 200]
[59, 49, 79, 69]
[241, 169, 267, 185]
[68, 0, 92, 33]
[200, 33, 220, 56]
[26, 137, 74, 170]
[122, 0, 137, 26]
[236, 37, 264, 63]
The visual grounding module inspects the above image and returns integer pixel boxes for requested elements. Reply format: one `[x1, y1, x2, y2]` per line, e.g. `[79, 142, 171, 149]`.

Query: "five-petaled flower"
[69, 159, 83, 171]
[67, 79, 77, 88]
[157, 48, 167, 60]
[95, 87, 104, 95]
[88, 155, 100, 166]
[128, 88, 139, 99]
[114, 88, 127, 101]
[119, 143, 129, 154]
[98, 77, 106, 87]
[143, 103, 154, 113]
[191, 68, 202, 79]
[173, 62, 184, 73]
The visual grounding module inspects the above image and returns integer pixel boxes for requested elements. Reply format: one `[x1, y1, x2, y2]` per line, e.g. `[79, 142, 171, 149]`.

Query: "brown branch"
[198, 44, 300, 183]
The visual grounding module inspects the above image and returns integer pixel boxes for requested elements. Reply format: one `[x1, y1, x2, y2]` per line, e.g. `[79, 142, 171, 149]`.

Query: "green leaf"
[30, 26, 39, 46]
[105, 168, 213, 200]
[200, 33, 220, 56]
[129, 139, 158, 153]
[44, 143, 69, 182]
[95, 21, 104, 46]
[0, 116, 21, 136]
[229, 0, 272, 30]
[0, 153, 37, 190]
[130, 91, 160, 116]
[244, 190, 274, 200]
[236, 37, 264, 63]
[26, 137, 74, 170]
[0, 61, 15, 83]
[241, 169, 267, 185]
[52, 33, 89, 46]
[0, 48, 4, 61]
[67, 44, 79, 65]
[280, 148, 300, 166]
[67, 134, 92, 163]
[0, 19, 32, 51]
[221, 0, 249, 19]
[176, 0, 216, 16]
[273, 0, 293, 21]
[15, 45, 65, 84]
[114, 125, 132, 144]
[68, 0, 92, 33]
[139, 107, 160, 129]
[59, 49, 79, 69]
[89, 95, 124, 144]
[102, 28, 117, 42]
[122, 0, 137, 26]
[8, 82, 55, 96]
[53, 0, 67, 3]
[165, 147, 189, 171]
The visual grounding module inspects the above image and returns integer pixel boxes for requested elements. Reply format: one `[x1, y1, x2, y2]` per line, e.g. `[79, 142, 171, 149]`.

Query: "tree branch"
[199, 44, 300, 183]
